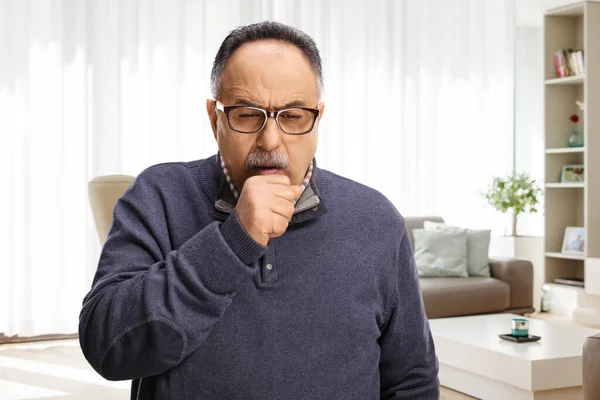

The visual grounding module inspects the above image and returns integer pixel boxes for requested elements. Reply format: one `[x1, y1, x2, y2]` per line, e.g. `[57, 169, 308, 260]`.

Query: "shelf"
[545, 147, 585, 154]
[546, 252, 586, 261]
[545, 76, 585, 85]
[545, 183, 585, 188]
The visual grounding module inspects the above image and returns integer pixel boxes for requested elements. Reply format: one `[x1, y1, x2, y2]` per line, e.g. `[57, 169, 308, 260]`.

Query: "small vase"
[511, 213, 518, 237]
[568, 124, 584, 147]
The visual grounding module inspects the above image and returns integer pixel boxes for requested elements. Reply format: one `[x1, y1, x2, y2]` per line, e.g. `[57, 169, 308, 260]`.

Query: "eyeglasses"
[215, 100, 319, 135]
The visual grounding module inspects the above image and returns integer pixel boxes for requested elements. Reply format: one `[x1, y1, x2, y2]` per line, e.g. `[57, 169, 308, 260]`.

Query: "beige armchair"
[88, 175, 135, 245]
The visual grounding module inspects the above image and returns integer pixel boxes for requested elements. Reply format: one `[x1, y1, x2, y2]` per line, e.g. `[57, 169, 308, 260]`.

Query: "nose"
[256, 116, 282, 151]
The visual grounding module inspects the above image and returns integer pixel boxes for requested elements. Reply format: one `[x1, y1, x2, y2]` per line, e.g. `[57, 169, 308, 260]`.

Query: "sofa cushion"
[413, 229, 469, 278]
[420, 277, 510, 319]
[405, 216, 444, 248]
[423, 220, 491, 277]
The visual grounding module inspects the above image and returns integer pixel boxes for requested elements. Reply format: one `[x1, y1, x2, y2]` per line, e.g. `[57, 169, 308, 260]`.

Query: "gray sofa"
[406, 216, 536, 319]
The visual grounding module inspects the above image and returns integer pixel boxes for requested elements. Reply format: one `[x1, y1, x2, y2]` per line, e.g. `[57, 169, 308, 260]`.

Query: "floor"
[0, 339, 129, 399]
[0, 339, 474, 399]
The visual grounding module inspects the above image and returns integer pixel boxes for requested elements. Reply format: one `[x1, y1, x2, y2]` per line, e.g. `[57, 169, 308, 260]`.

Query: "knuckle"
[270, 216, 283, 231]
[268, 219, 279, 234]
[280, 212, 290, 225]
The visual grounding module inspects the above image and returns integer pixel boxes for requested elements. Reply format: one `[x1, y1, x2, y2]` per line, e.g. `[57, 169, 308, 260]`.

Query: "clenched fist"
[235, 175, 303, 247]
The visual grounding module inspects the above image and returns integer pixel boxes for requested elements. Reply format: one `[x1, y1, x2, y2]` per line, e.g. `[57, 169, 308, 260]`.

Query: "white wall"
[514, 24, 544, 236]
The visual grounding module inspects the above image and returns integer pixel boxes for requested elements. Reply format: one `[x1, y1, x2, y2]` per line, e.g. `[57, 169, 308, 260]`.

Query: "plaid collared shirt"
[219, 153, 313, 205]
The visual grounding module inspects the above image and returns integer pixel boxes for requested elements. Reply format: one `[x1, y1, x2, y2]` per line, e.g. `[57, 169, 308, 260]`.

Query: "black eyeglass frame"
[215, 100, 320, 135]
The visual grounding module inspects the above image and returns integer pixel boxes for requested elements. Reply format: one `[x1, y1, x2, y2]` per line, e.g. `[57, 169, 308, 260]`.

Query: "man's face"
[206, 39, 325, 190]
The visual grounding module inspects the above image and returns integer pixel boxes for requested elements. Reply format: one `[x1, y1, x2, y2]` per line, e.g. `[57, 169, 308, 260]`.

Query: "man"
[79, 21, 439, 399]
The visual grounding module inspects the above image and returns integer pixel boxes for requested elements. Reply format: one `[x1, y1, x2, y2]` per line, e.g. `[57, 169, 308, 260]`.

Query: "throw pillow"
[413, 228, 469, 278]
[423, 221, 491, 277]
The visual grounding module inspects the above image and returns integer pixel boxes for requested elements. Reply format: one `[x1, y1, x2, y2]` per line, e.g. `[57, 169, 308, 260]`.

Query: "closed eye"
[281, 113, 301, 119]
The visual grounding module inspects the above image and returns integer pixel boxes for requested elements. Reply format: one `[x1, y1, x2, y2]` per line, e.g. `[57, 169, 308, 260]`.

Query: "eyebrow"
[231, 98, 311, 109]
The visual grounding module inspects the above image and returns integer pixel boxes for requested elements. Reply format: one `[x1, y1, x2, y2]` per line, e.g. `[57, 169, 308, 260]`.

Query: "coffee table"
[429, 313, 596, 400]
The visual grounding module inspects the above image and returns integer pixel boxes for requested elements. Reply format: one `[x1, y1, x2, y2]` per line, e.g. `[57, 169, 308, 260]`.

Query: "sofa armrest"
[488, 257, 533, 310]
[584, 333, 600, 400]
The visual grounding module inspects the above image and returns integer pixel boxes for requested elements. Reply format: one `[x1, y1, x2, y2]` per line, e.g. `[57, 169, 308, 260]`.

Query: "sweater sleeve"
[79, 169, 267, 381]
[379, 220, 440, 399]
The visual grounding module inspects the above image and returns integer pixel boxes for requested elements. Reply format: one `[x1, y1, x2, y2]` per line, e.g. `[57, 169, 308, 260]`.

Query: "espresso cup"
[512, 318, 529, 337]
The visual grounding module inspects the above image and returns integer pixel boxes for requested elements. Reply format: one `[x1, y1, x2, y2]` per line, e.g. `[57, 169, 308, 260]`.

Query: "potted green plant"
[483, 172, 542, 236]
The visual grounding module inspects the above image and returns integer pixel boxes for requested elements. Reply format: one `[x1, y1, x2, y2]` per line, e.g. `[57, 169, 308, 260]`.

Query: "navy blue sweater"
[79, 154, 439, 399]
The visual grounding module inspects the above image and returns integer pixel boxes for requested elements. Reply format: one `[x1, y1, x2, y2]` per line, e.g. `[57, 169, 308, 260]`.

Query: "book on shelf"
[555, 48, 585, 78]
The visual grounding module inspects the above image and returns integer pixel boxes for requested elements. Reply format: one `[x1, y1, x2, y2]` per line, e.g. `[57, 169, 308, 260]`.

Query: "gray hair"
[210, 21, 323, 100]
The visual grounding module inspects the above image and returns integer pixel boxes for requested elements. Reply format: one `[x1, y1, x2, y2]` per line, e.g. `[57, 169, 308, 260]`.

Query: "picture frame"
[561, 226, 586, 255]
[560, 164, 584, 183]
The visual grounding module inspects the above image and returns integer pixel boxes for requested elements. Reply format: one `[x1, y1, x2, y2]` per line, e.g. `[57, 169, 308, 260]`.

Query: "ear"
[317, 102, 325, 122]
[206, 99, 218, 140]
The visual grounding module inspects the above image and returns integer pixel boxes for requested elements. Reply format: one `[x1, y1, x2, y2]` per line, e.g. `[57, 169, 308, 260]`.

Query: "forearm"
[79, 214, 265, 381]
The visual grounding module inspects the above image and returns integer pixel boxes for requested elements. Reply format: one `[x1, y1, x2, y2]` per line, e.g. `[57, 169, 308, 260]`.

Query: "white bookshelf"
[544, 1, 600, 309]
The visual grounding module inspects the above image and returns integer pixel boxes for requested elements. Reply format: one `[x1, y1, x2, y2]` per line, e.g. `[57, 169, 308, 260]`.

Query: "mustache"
[245, 150, 291, 170]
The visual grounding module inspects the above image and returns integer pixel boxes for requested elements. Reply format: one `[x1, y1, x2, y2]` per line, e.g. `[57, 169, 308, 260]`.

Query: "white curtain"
[0, 0, 515, 336]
